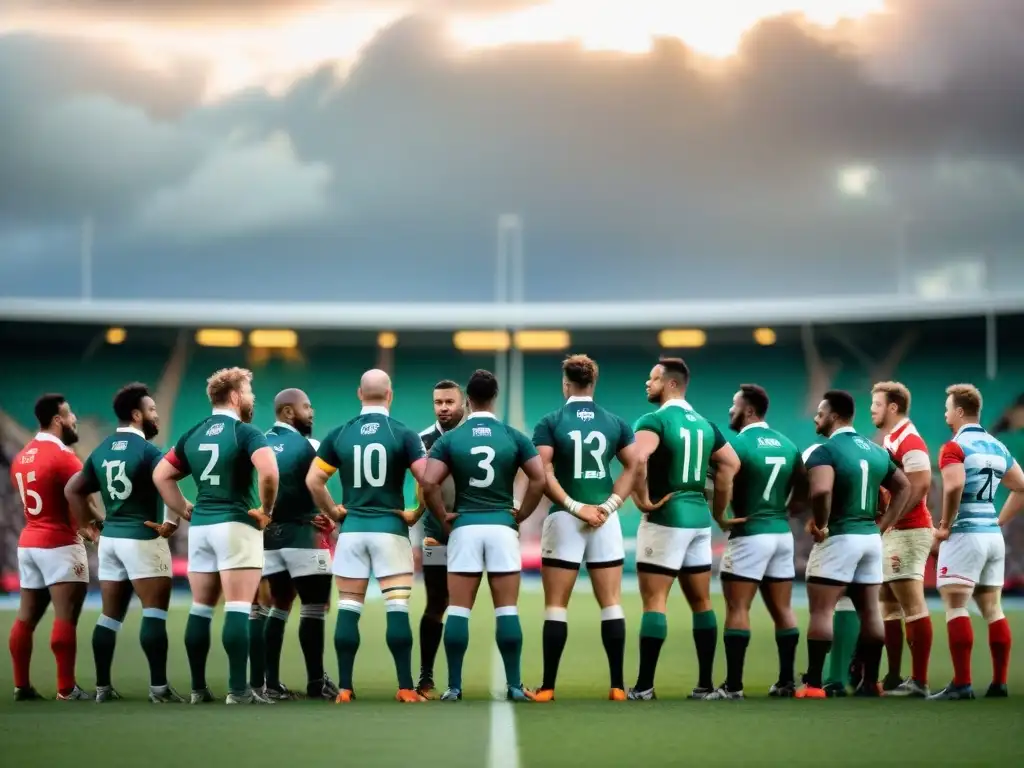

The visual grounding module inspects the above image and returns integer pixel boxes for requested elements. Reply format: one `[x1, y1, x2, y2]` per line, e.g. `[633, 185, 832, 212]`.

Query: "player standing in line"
[420, 369, 547, 702]
[796, 390, 912, 699]
[9, 395, 92, 701]
[929, 384, 1024, 700]
[153, 367, 279, 705]
[306, 369, 428, 703]
[627, 359, 741, 701]
[64, 383, 188, 703]
[869, 382, 935, 696]
[253, 389, 338, 701]
[414, 380, 466, 699]
[709, 385, 804, 700]
[531, 354, 640, 702]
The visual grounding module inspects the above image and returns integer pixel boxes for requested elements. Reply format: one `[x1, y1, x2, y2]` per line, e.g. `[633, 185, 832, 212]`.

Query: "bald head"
[274, 388, 314, 437]
[359, 369, 392, 406]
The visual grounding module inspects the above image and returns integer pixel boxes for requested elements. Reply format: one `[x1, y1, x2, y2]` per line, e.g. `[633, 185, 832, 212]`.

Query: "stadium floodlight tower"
[495, 213, 525, 430]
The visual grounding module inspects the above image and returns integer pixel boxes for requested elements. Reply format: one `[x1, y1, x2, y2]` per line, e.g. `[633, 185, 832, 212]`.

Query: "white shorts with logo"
[18, 543, 89, 589]
[333, 532, 413, 580]
[263, 547, 332, 579]
[882, 527, 933, 582]
[720, 533, 795, 581]
[448, 525, 521, 574]
[541, 510, 625, 567]
[188, 522, 264, 572]
[421, 539, 447, 567]
[806, 533, 883, 585]
[635, 520, 712, 573]
[937, 531, 1005, 589]
[99, 536, 172, 581]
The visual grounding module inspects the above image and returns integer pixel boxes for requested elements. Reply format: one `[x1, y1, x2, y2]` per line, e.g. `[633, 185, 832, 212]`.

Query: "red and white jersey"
[882, 418, 933, 530]
[10, 433, 83, 549]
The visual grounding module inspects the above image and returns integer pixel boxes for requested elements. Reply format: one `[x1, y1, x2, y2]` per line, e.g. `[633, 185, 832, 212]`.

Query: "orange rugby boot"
[533, 688, 556, 703]
[608, 688, 627, 701]
[335, 689, 355, 704]
[396, 689, 427, 703]
[795, 685, 827, 699]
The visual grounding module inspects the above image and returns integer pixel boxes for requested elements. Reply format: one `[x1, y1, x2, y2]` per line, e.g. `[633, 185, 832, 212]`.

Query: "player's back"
[729, 423, 799, 537]
[11, 434, 82, 548]
[87, 429, 163, 539]
[265, 424, 320, 548]
[816, 428, 893, 535]
[535, 398, 632, 509]
[948, 425, 1013, 533]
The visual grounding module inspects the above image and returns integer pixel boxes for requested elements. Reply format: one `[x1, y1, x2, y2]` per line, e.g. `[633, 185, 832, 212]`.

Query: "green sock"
[385, 603, 415, 690]
[774, 626, 800, 686]
[825, 605, 861, 687]
[693, 610, 718, 690]
[92, 615, 121, 688]
[140, 608, 169, 687]
[334, 602, 362, 691]
[495, 609, 524, 689]
[264, 608, 288, 688]
[635, 611, 668, 691]
[223, 602, 251, 695]
[723, 628, 751, 691]
[444, 609, 471, 691]
[184, 604, 214, 690]
[248, 605, 268, 689]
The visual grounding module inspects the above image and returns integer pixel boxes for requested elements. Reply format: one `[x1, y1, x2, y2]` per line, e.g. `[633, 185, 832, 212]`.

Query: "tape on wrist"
[565, 498, 583, 515]
[599, 494, 623, 514]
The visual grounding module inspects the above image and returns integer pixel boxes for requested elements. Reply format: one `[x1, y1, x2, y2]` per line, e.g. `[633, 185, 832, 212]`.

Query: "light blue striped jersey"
[943, 425, 1016, 533]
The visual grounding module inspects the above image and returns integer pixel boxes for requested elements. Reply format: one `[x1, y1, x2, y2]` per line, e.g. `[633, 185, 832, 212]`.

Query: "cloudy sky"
[1, 0, 1023, 303]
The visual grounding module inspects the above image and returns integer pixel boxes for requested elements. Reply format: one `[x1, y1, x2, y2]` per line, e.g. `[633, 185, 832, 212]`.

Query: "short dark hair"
[34, 393, 66, 428]
[466, 369, 499, 405]
[434, 379, 461, 392]
[823, 389, 855, 421]
[658, 357, 690, 387]
[563, 354, 598, 388]
[739, 384, 769, 419]
[113, 382, 151, 423]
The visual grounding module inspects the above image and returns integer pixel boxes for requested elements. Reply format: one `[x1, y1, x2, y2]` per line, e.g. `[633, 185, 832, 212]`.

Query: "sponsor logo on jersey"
[20, 453, 36, 464]
[472, 427, 492, 437]
[206, 422, 225, 437]
[111, 441, 128, 451]
[576, 409, 595, 422]
[685, 413, 697, 422]
[360, 423, 380, 436]
[757, 437, 782, 448]
[853, 437, 873, 451]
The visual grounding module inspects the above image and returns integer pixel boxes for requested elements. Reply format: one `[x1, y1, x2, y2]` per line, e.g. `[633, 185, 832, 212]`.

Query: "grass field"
[1, 583, 1022, 767]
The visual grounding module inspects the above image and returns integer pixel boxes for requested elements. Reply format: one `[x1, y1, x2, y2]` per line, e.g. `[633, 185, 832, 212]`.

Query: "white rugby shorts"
[806, 533, 882, 585]
[333, 532, 413, 580]
[720, 532, 795, 582]
[263, 547, 332, 579]
[421, 538, 447, 567]
[541, 510, 625, 568]
[98, 536, 172, 581]
[882, 527, 932, 583]
[635, 520, 712, 573]
[447, 525, 521, 574]
[937, 531, 1005, 590]
[188, 522, 264, 573]
[18, 543, 89, 589]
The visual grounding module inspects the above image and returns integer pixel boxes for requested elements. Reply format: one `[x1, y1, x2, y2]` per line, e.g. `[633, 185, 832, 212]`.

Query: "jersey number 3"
[469, 446, 496, 488]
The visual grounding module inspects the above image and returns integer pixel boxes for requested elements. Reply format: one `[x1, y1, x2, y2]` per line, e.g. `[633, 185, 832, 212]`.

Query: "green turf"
[1, 590, 1022, 767]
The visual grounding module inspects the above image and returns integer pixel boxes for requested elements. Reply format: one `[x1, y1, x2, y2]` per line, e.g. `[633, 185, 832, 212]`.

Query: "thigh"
[220, 567, 263, 604]
[447, 572, 483, 609]
[188, 571, 222, 606]
[589, 564, 623, 609]
[483, 527, 521, 575]
[99, 577, 134, 621]
[851, 535, 883, 585]
[638, 571, 675, 613]
[16, 587, 51, 626]
[488, 571, 520, 608]
[978, 534, 1006, 588]
[584, 512, 625, 567]
[422, 564, 449, 617]
[49, 580, 88, 623]
[635, 520, 685, 575]
[541, 510, 587, 569]
[98, 537, 129, 583]
[937, 534, 982, 589]
[447, 527, 484, 576]
[333, 534, 372, 580]
[368, 534, 414, 580]
[132, 576, 172, 610]
[292, 574, 331, 606]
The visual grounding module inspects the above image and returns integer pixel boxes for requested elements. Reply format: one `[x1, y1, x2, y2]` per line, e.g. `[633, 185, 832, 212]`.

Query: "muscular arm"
[305, 464, 342, 520]
[64, 471, 102, 528]
[807, 466, 835, 531]
[153, 456, 190, 518]
[420, 458, 452, 527]
[250, 446, 279, 515]
[611, 442, 641, 510]
[515, 455, 546, 523]
[630, 430, 661, 508]
[787, 456, 809, 516]
[998, 462, 1024, 525]
[709, 442, 741, 524]
[879, 468, 912, 530]
[939, 463, 965, 530]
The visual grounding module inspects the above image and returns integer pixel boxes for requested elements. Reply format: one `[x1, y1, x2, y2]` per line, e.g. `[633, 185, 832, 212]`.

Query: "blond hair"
[872, 381, 911, 415]
[946, 383, 982, 417]
[206, 367, 253, 406]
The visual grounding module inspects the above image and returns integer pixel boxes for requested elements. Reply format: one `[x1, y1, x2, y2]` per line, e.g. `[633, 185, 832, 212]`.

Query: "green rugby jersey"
[634, 399, 726, 529]
[80, 427, 165, 540]
[264, 422, 321, 550]
[316, 406, 426, 537]
[728, 421, 800, 537]
[428, 412, 537, 530]
[532, 396, 634, 510]
[170, 409, 268, 528]
[803, 426, 897, 536]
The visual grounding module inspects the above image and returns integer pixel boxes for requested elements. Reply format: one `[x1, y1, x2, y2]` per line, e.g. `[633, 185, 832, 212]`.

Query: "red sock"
[905, 616, 933, 685]
[9, 619, 34, 689]
[988, 618, 1011, 686]
[883, 619, 904, 679]
[947, 616, 973, 687]
[50, 619, 77, 695]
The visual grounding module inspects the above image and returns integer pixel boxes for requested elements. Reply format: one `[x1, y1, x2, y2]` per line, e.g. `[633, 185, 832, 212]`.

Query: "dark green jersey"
[170, 410, 268, 528]
[264, 422, 320, 550]
[80, 428, 165, 540]
[634, 400, 726, 529]
[316, 406, 426, 537]
[419, 420, 459, 544]
[428, 412, 538, 530]
[803, 427, 897, 536]
[532, 397, 634, 510]
[728, 422, 801, 537]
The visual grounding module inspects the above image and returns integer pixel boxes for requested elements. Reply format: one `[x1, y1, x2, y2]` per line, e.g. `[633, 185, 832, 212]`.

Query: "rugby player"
[414, 380, 466, 699]
[930, 384, 1023, 699]
[796, 390, 912, 698]
[305, 369, 428, 703]
[709, 384, 804, 700]
[869, 381, 935, 696]
[9, 394, 92, 701]
[64, 383, 188, 703]
[153, 367, 279, 705]
[420, 369, 547, 702]
[254, 389, 338, 701]
[628, 358, 741, 701]
[531, 354, 640, 702]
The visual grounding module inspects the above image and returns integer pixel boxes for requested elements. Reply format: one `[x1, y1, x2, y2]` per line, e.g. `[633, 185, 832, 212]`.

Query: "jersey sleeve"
[314, 428, 342, 475]
[709, 421, 727, 453]
[939, 441, 966, 469]
[428, 433, 451, 467]
[515, 429, 540, 465]
[166, 431, 192, 474]
[237, 423, 268, 457]
[77, 452, 101, 494]
[532, 414, 555, 448]
[633, 412, 661, 436]
[404, 427, 427, 463]
[803, 442, 834, 470]
[145, 443, 165, 473]
[898, 434, 932, 473]
[616, 417, 636, 453]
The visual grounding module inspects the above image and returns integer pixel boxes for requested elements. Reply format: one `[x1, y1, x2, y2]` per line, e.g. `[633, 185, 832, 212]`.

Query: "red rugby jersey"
[11, 433, 84, 548]
[882, 419, 933, 530]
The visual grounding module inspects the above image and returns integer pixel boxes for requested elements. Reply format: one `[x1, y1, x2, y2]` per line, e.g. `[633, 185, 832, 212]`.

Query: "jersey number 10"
[353, 444, 387, 488]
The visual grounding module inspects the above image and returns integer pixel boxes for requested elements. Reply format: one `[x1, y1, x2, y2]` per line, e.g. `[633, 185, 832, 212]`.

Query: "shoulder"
[802, 442, 827, 463]
[633, 410, 661, 432]
[939, 440, 966, 468]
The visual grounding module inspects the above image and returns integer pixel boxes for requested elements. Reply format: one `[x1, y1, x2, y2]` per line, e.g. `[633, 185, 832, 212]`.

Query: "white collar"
[469, 411, 498, 420]
[116, 426, 146, 439]
[830, 425, 856, 438]
[212, 407, 240, 421]
[272, 421, 298, 434]
[566, 396, 593, 404]
[361, 405, 389, 416]
[659, 398, 693, 411]
[889, 417, 910, 435]
[955, 423, 983, 438]
[34, 432, 67, 447]
[740, 421, 768, 434]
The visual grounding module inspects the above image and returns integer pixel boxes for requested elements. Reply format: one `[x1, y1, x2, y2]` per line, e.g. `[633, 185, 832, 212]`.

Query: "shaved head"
[274, 388, 314, 437]
[359, 369, 393, 406]
[274, 388, 307, 414]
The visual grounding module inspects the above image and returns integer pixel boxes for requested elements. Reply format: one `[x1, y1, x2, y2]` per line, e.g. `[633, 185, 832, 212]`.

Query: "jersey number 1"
[679, 428, 705, 483]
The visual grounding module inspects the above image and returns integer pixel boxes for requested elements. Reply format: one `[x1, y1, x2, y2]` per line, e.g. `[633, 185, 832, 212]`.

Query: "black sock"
[724, 629, 751, 691]
[857, 636, 884, 687]
[692, 611, 718, 690]
[635, 636, 665, 692]
[541, 618, 569, 690]
[806, 638, 833, 688]
[775, 628, 800, 685]
[601, 617, 626, 690]
[418, 616, 444, 683]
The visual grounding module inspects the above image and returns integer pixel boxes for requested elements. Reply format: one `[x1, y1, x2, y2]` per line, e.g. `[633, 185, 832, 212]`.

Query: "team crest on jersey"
[361, 423, 380, 436]
[685, 413, 697, 422]
[576, 409, 595, 422]
[853, 437, 873, 451]
[472, 427, 492, 437]
[757, 437, 782, 448]
[111, 441, 128, 451]
[273, 444, 284, 453]
[206, 423, 225, 437]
